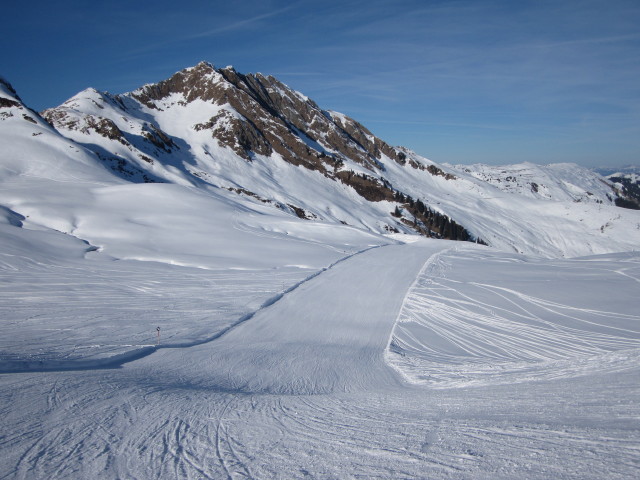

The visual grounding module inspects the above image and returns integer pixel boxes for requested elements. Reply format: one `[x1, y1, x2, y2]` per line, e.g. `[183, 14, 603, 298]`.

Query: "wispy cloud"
[529, 33, 640, 49]
[187, 3, 301, 39]
[117, 2, 304, 62]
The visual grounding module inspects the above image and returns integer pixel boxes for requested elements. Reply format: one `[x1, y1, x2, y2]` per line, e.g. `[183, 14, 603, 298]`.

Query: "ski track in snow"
[388, 248, 640, 388]
[4, 370, 639, 479]
[0, 242, 382, 374]
[1, 243, 639, 479]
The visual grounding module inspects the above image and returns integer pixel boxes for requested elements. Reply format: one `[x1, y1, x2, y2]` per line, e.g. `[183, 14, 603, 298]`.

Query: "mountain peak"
[0, 77, 52, 129]
[130, 62, 229, 109]
[194, 60, 215, 69]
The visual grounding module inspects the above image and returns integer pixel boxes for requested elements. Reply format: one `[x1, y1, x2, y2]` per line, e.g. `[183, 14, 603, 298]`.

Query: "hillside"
[24, 62, 639, 258]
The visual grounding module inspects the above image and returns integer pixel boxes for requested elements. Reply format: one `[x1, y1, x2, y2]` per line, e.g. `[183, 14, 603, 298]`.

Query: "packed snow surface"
[1, 233, 639, 479]
[388, 247, 640, 388]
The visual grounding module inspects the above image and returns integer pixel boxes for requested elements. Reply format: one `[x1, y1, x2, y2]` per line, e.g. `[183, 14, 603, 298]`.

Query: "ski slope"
[1, 73, 639, 479]
[128, 241, 444, 396]
[1, 239, 639, 479]
[388, 246, 640, 388]
[0, 195, 387, 372]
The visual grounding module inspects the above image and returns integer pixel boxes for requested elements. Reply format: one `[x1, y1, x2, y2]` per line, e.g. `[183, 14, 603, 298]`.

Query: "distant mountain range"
[594, 165, 640, 177]
[1, 62, 639, 258]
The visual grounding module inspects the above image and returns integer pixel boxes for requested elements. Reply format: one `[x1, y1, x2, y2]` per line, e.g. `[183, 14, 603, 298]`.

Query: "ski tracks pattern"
[387, 248, 640, 387]
[2, 245, 639, 479]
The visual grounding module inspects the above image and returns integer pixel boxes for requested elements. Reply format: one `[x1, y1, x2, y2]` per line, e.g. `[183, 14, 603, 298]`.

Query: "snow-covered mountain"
[591, 166, 640, 209]
[2, 66, 640, 480]
[2, 63, 640, 258]
[450, 162, 618, 204]
[0, 76, 385, 271]
[594, 165, 640, 177]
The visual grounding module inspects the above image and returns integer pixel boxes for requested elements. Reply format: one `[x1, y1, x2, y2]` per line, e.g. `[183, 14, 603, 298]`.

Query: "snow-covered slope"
[0, 78, 115, 185]
[1, 238, 638, 479]
[450, 162, 617, 204]
[388, 246, 640, 388]
[36, 62, 640, 258]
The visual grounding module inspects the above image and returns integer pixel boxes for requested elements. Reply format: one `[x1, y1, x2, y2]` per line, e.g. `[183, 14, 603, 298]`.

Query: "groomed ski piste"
[1, 223, 639, 478]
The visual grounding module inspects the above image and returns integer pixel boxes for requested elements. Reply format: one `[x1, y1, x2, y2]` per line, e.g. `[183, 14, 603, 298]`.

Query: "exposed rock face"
[0, 97, 21, 109]
[131, 62, 406, 173]
[141, 123, 177, 153]
[86, 117, 126, 143]
[335, 170, 396, 202]
[425, 164, 456, 180]
[195, 110, 277, 161]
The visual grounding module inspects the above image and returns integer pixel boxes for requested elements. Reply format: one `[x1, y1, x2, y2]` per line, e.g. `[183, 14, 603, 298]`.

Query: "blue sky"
[3, 0, 639, 167]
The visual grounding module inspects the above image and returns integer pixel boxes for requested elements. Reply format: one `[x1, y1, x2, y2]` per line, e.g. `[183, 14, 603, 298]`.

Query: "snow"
[0, 235, 638, 478]
[376, 155, 640, 257]
[0, 180, 387, 370]
[388, 246, 640, 388]
[450, 162, 617, 204]
[1, 77, 639, 478]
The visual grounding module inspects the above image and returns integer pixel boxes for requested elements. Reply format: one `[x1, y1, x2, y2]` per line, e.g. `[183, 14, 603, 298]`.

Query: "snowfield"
[0, 231, 639, 479]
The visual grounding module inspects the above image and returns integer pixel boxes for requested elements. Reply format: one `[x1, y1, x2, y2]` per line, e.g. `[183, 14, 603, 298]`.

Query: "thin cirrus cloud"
[187, 4, 301, 39]
[117, 3, 300, 61]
